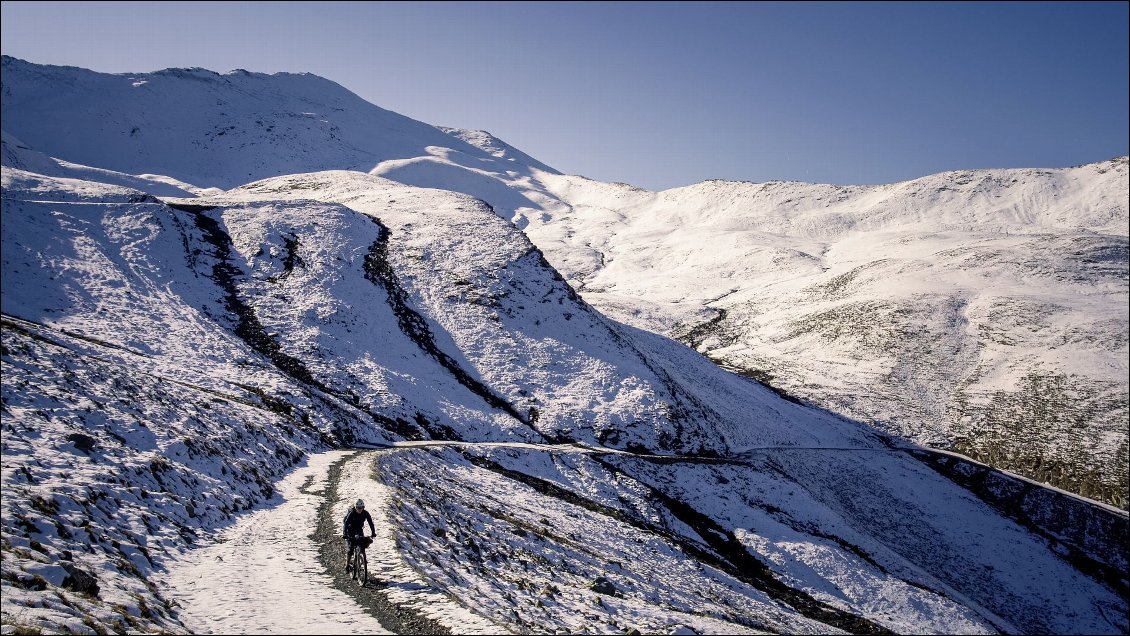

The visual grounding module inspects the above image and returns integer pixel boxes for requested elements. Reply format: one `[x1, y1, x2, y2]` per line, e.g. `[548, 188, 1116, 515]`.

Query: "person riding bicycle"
[343, 499, 375, 572]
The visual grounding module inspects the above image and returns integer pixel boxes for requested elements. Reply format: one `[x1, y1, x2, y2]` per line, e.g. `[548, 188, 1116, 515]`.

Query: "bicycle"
[346, 534, 371, 586]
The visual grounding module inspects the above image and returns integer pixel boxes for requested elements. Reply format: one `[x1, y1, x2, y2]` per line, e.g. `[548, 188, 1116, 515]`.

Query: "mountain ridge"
[4, 57, 1126, 507]
[0, 55, 545, 188]
[2, 57, 1127, 634]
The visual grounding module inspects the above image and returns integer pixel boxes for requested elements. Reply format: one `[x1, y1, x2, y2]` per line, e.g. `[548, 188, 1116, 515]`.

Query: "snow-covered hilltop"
[0, 56, 550, 189]
[374, 145, 1130, 511]
[2, 57, 1127, 634]
[529, 163, 1130, 509]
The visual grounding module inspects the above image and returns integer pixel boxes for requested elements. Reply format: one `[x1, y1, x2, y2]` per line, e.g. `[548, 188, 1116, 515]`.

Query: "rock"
[16, 573, 47, 591]
[61, 563, 100, 597]
[66, 433, 96, 454]
[540, 583, 560, 596]
[588, 575, 619, 596]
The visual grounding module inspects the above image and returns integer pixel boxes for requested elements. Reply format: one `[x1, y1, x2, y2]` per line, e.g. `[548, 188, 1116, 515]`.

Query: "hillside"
[2, 58, 1127, 634]
[372, 151, 1130, 508]
[0, 55, 530, 189]
[5, 164, 1126, 634]
[537, 163, 1130, 508]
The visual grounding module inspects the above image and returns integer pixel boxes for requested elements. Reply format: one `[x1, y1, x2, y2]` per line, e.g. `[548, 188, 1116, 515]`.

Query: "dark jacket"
[343, 508, 375, 538]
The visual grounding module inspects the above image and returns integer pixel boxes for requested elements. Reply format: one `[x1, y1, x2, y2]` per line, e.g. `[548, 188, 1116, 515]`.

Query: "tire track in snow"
[314, 450, 501, 634]
[161, 441, 1124, 634]
[160, 451, 392, 635]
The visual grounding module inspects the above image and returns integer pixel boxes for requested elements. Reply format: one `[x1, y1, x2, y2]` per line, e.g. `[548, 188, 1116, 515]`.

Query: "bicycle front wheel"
[357, 550, 368, 586]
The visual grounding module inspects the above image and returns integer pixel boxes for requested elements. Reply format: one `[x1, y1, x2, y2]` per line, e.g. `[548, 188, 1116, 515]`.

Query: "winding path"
[160, 451, 393, 635]
[156, 441, 892, 634]
[157, 440, 1124, 634]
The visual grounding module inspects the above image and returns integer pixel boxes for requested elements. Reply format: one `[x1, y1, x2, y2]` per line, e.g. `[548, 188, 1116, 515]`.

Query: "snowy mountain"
[438, 126, 561, 174]
[367, 150, 1130, 511]
[2, 58, 1127, 634]
[0, 56, 546, 189]
[524, 164, 1130, 510]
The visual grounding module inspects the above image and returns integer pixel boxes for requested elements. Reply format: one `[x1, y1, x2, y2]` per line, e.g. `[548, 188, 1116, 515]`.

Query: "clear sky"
[2, 1, 1127, 191]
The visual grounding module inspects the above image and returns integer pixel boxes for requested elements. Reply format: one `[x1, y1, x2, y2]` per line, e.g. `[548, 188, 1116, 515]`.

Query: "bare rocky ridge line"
[359, 215, 532, 433]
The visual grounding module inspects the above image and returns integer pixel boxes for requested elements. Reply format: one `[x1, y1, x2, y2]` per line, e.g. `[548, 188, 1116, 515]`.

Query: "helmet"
[355, 499, 365, 509]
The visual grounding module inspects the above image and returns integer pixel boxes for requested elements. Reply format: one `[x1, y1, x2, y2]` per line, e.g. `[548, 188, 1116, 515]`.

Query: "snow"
[0, 55, 540, 190]
[5, 54, 1123, 497]
[2, 130, 200, 197]
[2, 56, 1127, 636]
[334, 451, 504, 633]
[366, 146, 1130, 506]
[438, 127, 561, 174]
[161, 452, 393, 635]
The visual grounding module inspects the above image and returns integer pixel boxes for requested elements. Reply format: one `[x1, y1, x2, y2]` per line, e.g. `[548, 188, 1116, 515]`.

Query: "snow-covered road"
[159, 449, 502, 635]
[160, 451, 393, 635]
[154, 442, 1126, 635]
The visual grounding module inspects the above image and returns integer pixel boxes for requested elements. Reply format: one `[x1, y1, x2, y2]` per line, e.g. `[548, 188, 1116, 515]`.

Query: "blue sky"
[2, 1, 1127, 191]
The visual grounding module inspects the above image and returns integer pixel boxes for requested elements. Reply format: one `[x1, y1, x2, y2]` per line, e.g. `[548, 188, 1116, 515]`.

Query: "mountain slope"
[439, 126, 560, 174]
[2, 58, 1127, 634]
[4, 165, 1126, 635]
[0, 55, 546, 189]
[4, 166, 1125, 636]
[535, 163, 1129, 508]
[370, 149, 1130, 509]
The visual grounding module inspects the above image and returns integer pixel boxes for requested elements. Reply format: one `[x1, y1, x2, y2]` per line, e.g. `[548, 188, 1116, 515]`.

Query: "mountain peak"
[0, 58, 538, 189]
[1, 56, 1126, 636]
[438, 126, 560, 174]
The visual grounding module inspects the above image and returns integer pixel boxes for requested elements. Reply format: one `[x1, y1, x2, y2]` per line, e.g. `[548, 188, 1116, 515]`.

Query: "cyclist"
[342, 499, 375, 572]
